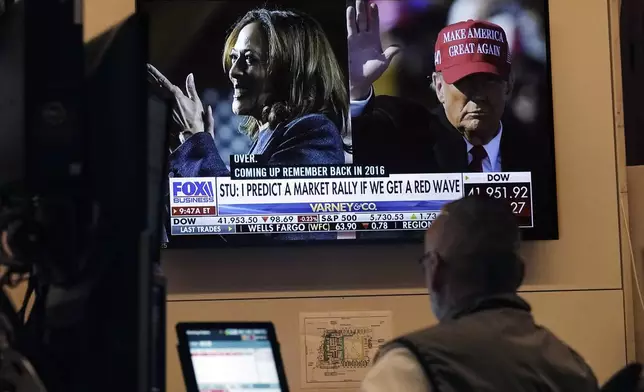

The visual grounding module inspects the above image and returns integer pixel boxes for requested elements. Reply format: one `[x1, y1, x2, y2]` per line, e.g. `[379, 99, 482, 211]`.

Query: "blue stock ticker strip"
[216, 200, 451, 215]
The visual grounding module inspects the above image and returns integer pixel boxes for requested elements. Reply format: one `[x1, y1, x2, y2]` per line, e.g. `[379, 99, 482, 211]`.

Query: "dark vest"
[377, 294, 599, 392]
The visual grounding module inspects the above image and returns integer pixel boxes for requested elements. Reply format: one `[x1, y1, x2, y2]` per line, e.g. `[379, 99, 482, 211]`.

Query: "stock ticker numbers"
[166, 170, 535, 237]
[462, 173, 534, 227]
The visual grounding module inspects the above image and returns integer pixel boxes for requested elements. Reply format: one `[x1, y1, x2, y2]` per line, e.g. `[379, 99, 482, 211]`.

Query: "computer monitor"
[176, 322, 289, 392]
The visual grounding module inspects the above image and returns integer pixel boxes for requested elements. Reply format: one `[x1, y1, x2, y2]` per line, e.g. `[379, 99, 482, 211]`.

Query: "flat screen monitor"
[176, 322, 289, 392]
[142, 0, 558, 248]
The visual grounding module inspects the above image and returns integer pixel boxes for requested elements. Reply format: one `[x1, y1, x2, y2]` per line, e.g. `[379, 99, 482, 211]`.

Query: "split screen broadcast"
[143, 0, 558, 247]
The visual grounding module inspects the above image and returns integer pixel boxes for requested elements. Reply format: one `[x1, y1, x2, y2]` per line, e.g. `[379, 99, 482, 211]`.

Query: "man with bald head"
[361, 196, 599, 392]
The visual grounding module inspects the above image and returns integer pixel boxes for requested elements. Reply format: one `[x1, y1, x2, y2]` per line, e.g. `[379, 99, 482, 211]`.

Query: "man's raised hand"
[347, 0, 401, 101]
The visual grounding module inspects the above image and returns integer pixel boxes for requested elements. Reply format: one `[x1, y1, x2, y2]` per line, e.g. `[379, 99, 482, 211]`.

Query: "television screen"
[143, 0, 558, 248]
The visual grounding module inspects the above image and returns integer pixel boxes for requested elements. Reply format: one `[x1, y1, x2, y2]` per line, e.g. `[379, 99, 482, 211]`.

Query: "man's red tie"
[468, 145, 488, 172]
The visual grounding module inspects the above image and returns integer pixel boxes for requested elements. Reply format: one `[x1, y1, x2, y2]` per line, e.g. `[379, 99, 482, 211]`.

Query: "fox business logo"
[309, 202, 378, 213]
[172, 180, 215, 204]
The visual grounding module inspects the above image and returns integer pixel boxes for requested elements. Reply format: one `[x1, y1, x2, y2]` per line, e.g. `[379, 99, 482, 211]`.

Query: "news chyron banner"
[168, 157, 533, 236]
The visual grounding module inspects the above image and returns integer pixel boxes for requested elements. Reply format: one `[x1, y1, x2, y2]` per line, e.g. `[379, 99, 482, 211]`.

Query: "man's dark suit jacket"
[166, 113, 346, 244]
[351, 95, 558, 240]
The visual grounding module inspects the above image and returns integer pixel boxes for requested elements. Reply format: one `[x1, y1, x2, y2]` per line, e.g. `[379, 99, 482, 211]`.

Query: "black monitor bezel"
[176, 321, 290, 392]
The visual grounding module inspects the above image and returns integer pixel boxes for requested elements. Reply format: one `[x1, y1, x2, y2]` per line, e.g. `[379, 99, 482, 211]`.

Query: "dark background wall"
[621, 0, 644, 166]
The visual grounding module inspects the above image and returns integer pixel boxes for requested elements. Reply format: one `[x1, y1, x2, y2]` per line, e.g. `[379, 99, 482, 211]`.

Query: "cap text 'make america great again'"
[443, 27, 505, 58]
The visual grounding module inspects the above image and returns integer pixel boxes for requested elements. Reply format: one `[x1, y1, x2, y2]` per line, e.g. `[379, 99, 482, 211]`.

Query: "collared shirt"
[465, 124, 503, 172]
[360, 347, 431, 392]
[350, 89, 503, 172]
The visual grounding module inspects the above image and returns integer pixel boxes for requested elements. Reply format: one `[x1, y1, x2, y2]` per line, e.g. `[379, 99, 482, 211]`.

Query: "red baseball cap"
[434, 19, 511, 84]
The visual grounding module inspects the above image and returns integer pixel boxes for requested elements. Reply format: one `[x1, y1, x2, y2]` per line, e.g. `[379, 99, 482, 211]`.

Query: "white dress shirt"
[360, 347, 431, 392]
[350, 89, 504, 172]
[465, 124, 503, 172]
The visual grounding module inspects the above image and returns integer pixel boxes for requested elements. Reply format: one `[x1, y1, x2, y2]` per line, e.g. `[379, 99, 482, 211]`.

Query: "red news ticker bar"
[171, 206, 216, 216]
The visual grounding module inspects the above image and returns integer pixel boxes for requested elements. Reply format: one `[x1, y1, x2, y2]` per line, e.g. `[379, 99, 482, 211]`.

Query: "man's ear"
[432, 72, 445, 104]
[428, 252, 446, 293]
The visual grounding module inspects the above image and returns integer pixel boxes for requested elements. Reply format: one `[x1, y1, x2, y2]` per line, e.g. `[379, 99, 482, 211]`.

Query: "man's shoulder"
[363, 347, 432, 392]
[390, 306, 537, 353]
[391, 314, 597, 372]
[392, 319, 477, 351]
[384, 317, 598, 391]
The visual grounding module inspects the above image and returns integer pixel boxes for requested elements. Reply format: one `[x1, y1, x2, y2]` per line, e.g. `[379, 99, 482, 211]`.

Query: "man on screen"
[347, 0, 556, 238]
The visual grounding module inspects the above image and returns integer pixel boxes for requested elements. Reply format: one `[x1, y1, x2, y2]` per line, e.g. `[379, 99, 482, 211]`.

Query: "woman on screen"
[148, 8, 349, 178]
